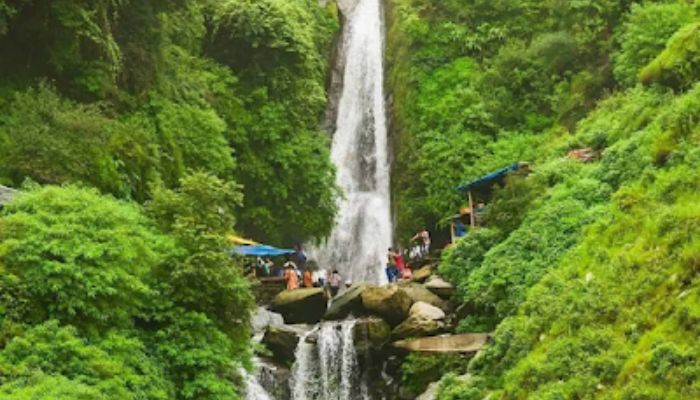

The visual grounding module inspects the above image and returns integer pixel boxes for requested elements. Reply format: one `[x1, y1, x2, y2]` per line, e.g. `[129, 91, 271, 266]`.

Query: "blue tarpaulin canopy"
[456, 162, 521, 192]
[232, 244, 296, 257]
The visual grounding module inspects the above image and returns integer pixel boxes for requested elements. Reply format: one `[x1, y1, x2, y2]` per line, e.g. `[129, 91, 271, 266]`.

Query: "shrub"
[613, 2, 696, 87]
[0, 185, 174, 333]
[0, 320, 171, 399]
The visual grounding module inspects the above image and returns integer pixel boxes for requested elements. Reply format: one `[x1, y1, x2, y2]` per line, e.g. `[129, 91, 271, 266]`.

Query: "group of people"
[386, 228, 431, 283]
[276, 246, 346, 297]
[262, 229, 432, 296]
[282, 262, 345, 297]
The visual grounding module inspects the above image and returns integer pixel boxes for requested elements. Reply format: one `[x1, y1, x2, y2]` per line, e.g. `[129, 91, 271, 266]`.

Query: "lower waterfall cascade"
[290, 320, 369, 400]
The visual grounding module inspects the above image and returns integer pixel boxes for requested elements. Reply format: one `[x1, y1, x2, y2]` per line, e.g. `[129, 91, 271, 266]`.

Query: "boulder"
[262, 326, 301, 365]
[425, 276, 455, 299]
[409, 301, 446, 320]
[352, 316, 392, 353]
[400, 282, 449, 311]
[251, 307, 285, 335]
[391, 302, 445, 339]
[411, 266, 433, 282]
[391, 333, 490, 354]
[271, 288, 327, 324]
[324, 284, 368, 320]
[361, 285, 413, 325]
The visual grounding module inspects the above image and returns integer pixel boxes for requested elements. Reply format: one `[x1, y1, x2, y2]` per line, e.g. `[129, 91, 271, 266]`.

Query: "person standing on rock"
[303, 269, 313, 288]
[329, 270, 342, 297]
[284, 262, 299, 290]
[412, 228, 431, 258]
[317, 268, 328, 288]
[386, 248, 399, 282]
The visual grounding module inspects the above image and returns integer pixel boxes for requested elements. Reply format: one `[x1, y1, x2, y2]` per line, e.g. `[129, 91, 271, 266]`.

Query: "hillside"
[386, 0, 700, 398]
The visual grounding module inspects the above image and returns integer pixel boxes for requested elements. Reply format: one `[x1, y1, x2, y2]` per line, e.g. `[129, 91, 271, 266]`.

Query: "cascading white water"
[314, 0, 392, 284]
[242, 367, 274, 400]
[290, 320, 368, 400]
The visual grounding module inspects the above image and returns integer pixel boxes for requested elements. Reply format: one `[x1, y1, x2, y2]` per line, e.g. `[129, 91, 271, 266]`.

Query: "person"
[303, 269, 313, 288]
[412, 229, 431, 258]
[317, 268, 328, 288]
[386, 248, 399, 283]
[409, 245, 421, 263]
[263, 258, 274, 276]
[294, 245, 307, 271]
[329, 270, 342, 297]
[395, 248, 405, 276]
[284, 259, 300, 277]
[402, 264, 413, 280]
[284, 264, 299, 290]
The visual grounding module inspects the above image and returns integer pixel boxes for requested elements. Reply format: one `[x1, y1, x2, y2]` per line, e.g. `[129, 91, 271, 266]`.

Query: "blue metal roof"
[456, 163, 520, 192]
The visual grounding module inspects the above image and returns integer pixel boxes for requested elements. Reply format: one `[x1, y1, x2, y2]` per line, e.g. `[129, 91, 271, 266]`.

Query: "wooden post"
[450, 222, 456, 243]
[468, 190, 476, 228]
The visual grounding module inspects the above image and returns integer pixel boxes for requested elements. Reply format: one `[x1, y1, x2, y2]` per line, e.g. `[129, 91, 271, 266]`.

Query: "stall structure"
[453, 162, 529, 234]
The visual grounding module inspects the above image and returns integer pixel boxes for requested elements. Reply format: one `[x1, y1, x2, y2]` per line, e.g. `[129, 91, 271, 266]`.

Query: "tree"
[147, 172, 253, 341]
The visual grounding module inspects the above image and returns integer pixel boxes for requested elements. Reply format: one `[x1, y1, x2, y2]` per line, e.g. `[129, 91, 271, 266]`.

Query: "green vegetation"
[0, 1, 340, 398]
[0, 0, 338, 244]
[386, 0, 700, 398]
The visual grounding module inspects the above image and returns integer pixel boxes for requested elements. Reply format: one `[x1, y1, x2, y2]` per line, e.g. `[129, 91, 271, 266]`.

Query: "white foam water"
[313, 0, 392, 285]
[290, 320, 368, 400]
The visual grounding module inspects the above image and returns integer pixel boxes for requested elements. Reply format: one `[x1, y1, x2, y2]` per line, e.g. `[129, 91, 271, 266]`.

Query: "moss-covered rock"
[400, 282, 449, 311]
[353, 316, 392, 354]
[392, 302, 446, 339]
[324, 284, 368, 320]
[262, 326, 301, 365]
[271, 288, 327, 324]
[361, 285, 413, 325]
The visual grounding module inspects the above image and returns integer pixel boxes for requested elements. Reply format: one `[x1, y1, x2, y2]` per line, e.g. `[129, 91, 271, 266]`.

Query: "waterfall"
[313, 0, 392, 284]
[243, 368, 274, 400]
[290, 320, 368, 400]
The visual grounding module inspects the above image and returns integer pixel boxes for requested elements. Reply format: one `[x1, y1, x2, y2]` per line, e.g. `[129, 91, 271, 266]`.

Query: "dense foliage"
[0, 0, 341, 398]
[386, 0, 700, 398]
[0, 183, 254, 399]
[0, 0, 339, 244]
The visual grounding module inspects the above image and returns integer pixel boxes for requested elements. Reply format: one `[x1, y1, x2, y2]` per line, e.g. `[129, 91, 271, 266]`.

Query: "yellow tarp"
[227, 234, 258, 246]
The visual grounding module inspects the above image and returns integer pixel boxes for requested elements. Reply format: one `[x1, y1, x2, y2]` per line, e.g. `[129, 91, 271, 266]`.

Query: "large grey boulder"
[391, 302, 445, 339]
[361, 285, 413, 325]
[271, 288, 327, 324]
[324, 284, 368, 320]
[425, 276, 455, 299]
[352, 316, 392, 354]
[400, 282, 449, 312]
[391, 333, 490, 354]
[262, 326, 301, 365]
[251, 307, 285, 335]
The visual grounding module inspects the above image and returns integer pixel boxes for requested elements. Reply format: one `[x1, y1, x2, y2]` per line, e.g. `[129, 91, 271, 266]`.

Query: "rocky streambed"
[249, 266, 490, 400]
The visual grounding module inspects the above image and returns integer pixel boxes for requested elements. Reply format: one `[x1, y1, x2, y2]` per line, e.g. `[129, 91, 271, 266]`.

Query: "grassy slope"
[386, 0, 700, 398]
